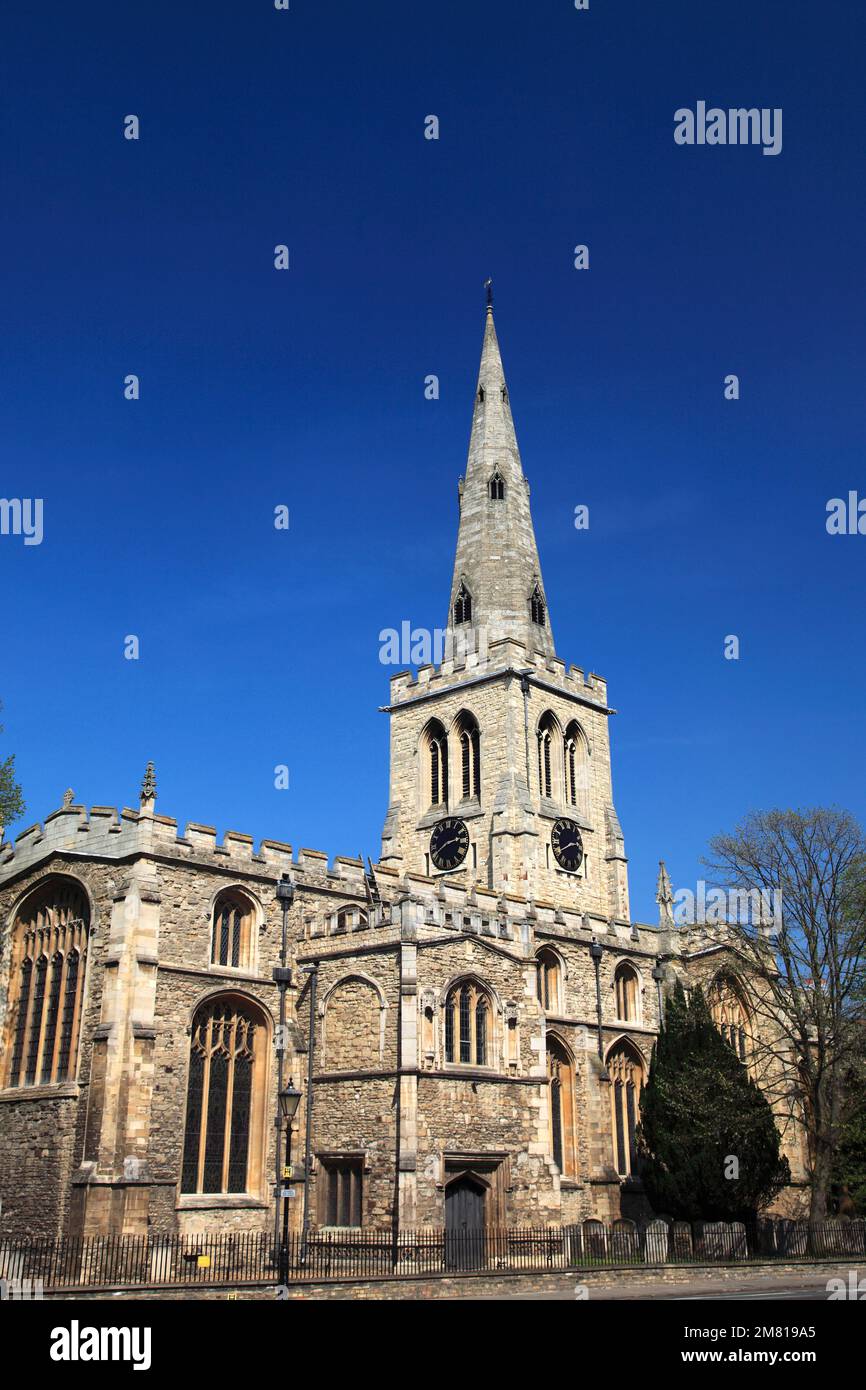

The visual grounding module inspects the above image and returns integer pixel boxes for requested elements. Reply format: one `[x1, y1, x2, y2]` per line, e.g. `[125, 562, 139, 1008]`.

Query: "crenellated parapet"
[385, 636, 610, 712]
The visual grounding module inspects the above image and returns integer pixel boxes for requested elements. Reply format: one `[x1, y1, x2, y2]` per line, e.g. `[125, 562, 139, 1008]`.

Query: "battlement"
[387, 636, 609, 710]
[0, 797, 371, 892]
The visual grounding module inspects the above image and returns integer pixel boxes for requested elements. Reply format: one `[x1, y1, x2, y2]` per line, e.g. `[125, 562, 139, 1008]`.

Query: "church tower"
[380, 291, 631, 925]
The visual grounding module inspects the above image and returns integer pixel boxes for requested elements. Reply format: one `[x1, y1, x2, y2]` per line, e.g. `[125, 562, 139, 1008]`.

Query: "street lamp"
[589, 939, 604, 1060]
[278, 1081, 302, 1282]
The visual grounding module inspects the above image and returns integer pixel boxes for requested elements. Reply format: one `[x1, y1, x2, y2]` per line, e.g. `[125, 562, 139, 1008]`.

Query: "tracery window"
[709, 975, 750, 1063]
[563, 720, 588, 814]
[614, 963, 639, 1022]
[547, 1036, 576, 1177]
[530, 584, 546, 627]
[444, 980, 491, 1066]
[211, 889, 254, 970]
[453, 582, 472, 625]
[608, 1042, 645, 1177]
[3, 879, 89, 1089]
[181, 996, 266, 1195]
[488, 471, 505, 500]
[536, 947, 561, 1013]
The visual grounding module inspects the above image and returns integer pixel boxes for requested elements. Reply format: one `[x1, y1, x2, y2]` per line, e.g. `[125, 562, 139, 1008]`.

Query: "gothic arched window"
[536, 947, 562, 1013]
[2, 878, 89, 1089]
[211, 889, 254, 970]
[453, 710, 481, 802]
[444, 980, 492, 1066]
[530, 584, 546, 627]
[709, 975, 750, 1063]
[181, 996, 267, 1195]
[614, 963, 640, 1023]
[488, 471, 504, 500]
[453, 582, 472, 626]
[422, 718, 449, 808]
[547, 1035, 576, 1177]
[608, 1041, 645, 1177]
[537, 711, 561, 802]
[563, 720, 589, 814]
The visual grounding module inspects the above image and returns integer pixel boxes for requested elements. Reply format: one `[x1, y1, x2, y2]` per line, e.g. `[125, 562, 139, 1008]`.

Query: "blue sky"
[1, 0, 864, 922]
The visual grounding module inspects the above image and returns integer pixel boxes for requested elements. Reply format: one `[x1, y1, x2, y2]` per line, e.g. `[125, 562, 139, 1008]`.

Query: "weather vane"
[484, 278, 493, 309]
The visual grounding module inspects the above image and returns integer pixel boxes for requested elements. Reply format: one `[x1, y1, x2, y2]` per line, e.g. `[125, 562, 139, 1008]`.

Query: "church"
[0, 297, 808, 1240]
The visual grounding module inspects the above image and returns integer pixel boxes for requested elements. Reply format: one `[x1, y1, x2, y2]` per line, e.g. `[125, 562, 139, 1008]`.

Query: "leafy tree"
[637, 982, 790, 1221]
[704, 808, 866, 1218]
[0, 702, 25, 830]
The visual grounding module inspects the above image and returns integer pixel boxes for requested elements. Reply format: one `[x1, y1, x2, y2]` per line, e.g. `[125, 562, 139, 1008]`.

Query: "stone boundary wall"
[40, 1259, 866, 1301]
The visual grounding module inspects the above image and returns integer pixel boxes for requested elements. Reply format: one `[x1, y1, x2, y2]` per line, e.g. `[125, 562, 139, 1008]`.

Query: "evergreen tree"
[637, 982, 790, 1221]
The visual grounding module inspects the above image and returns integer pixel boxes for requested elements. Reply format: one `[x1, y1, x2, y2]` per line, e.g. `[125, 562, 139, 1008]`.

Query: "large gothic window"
[614, 963, 640, 1022]
[536, 947, 562, 1013]
[709, 975, 750, 1063]
[608, 1041, 645, 1177]
[453, 582, 472, 625]
[530, 584, 546, 627]
[547, 1035, 576, 1177]
[2, 879, 89, 1089]
[211, 889, 254, 970]
[453, 710, 481, 802]
[181, 996, 267, 1195]
[444, 980, 491, 1066]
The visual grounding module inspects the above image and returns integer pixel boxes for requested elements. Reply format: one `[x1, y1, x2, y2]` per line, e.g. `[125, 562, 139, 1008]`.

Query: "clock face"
[551, 818, 584, 872]
[429, 817, 470, 872]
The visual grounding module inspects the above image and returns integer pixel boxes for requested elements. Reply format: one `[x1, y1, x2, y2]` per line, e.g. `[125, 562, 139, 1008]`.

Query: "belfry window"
[2, 878, 89, 1089]
[423, 719, 448, 808]
[211, 890, 254, 970]
[444, 980, 491, 1066]
[530, 584, 546, 627]
[454, 710, 481, 801]
[454, 582, 472, 625]
[488, 471, 504, 500]
[537, 711, 561, 801]
[181, 996, 266, 1195]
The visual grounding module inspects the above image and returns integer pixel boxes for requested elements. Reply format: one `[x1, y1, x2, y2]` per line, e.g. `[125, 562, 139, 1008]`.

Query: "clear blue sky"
[1, 1, 863, 923]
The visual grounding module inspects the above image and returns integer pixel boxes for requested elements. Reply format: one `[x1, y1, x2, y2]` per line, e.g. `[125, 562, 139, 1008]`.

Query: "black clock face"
[551, 818, 584, 872]
[429, 817, 470, 872]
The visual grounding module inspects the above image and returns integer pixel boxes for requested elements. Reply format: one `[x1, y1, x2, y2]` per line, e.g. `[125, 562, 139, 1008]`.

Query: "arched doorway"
[445, 1173, 487, 1269]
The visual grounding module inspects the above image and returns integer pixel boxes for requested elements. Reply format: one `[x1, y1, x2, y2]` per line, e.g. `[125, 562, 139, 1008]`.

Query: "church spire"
[446, 288, 555, 660]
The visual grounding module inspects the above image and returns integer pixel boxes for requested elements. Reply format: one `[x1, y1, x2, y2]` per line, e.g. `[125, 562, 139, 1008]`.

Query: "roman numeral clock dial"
[429, 817, 470, 872]
[551, 818, 584, 872]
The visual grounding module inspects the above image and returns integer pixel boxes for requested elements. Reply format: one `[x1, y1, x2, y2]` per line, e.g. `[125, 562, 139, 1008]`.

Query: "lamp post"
[652, 959, 665, 1025]
[589, 939, 604, 1060]
[272, 874, 294, 1278]
[278, 1081, 302, 1283]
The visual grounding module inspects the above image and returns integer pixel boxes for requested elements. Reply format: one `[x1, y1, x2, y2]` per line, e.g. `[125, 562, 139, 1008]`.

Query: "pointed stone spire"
[139, 761, 157, 813]
[446, 287, 555, 660]
[656, 860, 675, 927]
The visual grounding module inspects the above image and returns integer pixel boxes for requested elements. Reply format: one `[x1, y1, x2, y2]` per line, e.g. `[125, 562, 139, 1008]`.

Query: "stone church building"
[0, 299, 809, 1240]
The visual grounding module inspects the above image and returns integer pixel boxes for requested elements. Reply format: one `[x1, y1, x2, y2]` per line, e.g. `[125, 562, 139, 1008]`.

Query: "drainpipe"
[589, 940, 604, 1060]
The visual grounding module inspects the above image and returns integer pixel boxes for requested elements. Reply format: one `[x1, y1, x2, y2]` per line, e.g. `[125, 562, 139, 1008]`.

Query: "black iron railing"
[0, 1219, 864, 1290]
